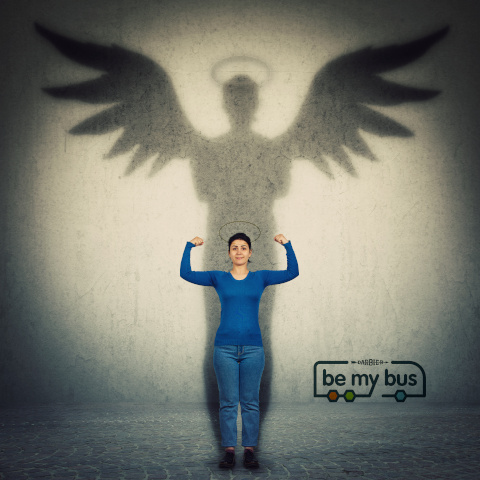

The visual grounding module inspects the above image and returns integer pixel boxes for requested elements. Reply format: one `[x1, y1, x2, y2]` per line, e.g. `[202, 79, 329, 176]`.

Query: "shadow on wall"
[34, 23, 448, 442]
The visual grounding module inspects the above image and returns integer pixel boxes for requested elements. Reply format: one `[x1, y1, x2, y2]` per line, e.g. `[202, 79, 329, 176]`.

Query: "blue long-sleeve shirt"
[180, 241, 299, 346]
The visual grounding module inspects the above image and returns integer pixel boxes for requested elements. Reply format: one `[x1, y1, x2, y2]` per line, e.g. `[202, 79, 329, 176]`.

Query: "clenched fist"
[274, 234, 289, 245]
[190, 236, 204, 246]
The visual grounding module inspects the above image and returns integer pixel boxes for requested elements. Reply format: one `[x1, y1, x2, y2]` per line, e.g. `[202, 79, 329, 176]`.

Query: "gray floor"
[0, 402, 479, 479]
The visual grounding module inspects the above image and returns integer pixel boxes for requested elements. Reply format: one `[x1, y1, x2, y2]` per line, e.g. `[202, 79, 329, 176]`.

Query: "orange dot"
[328, 391, 338, 401]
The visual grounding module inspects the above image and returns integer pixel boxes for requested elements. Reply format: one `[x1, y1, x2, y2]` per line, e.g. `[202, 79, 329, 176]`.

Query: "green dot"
[345, 391, 355, 401]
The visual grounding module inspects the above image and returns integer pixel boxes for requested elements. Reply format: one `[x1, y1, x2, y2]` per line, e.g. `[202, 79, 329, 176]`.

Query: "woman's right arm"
[180, 237, 215, 287]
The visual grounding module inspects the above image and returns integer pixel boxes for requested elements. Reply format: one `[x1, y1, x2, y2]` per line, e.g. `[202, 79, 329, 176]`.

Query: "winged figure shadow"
[35, 22, 448, 441]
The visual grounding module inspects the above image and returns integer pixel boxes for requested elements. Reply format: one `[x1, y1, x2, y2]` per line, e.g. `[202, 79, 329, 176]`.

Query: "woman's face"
[228, 240, 252, 267]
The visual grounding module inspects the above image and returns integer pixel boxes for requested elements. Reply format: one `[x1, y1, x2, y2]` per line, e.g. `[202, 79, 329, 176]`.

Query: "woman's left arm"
[264, 234, 299, 286]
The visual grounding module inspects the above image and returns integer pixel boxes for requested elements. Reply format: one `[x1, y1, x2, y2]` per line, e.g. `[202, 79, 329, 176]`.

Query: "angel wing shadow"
[35, 23, 197, 177]
[35, 22, 449, 179]
[284, 26, 450, 177]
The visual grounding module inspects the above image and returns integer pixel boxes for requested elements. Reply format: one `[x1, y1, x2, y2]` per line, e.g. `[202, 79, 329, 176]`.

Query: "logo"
[313, 360, 426, 402]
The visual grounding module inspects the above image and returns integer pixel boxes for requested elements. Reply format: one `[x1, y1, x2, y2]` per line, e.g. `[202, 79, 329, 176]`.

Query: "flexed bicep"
[35, 23, 199, 176]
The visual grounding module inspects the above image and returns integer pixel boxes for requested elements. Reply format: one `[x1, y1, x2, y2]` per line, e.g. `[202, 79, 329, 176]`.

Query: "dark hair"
[228, 232, 252, 251]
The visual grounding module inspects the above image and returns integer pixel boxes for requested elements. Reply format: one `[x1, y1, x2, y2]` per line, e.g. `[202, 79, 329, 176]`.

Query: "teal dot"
[395, 390, 407, 402]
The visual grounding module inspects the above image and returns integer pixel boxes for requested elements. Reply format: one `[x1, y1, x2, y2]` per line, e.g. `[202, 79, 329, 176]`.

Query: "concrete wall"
[1, 0, 479, 405]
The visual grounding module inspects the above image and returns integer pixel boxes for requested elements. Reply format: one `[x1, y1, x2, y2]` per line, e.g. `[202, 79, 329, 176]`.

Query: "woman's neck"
[230, 264, 249, 276]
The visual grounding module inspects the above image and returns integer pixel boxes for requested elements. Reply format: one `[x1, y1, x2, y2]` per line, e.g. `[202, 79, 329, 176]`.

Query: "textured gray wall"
[1, 0, 479, 405]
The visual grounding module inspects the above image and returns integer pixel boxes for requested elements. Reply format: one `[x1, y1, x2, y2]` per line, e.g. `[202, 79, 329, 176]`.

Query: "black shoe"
[219, 450, 235, 468]
[243, 449, 259, 468]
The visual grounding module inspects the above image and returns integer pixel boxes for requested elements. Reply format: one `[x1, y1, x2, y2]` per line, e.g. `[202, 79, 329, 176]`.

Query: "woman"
[180, 232, 299, 468]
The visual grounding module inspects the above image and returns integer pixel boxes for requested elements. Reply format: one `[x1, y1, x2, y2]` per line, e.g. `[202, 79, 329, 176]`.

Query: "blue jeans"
[213, 345, 265, 447]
